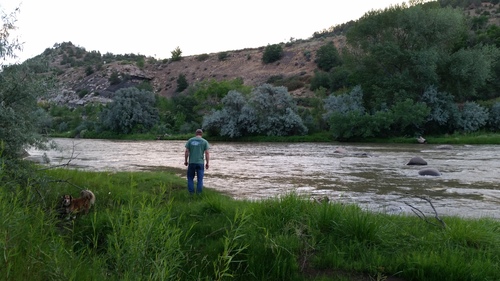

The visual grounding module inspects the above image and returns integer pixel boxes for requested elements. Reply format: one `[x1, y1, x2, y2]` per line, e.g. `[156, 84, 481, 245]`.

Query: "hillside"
[40, 36, 345, 107]
[35, 1, 499, 107]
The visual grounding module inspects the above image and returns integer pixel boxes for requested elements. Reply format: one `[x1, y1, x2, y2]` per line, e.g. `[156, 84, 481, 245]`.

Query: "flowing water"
[27, 138, 500, 219]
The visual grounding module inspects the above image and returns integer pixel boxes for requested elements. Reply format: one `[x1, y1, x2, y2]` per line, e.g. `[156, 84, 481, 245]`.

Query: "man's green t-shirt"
[185, 137, 210, 164]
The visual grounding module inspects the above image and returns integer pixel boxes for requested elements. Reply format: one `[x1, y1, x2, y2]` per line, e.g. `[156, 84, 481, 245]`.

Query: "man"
[184, 129, 210, 195]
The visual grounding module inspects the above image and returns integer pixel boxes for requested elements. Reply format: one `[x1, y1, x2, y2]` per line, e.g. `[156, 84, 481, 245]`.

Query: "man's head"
[195, 129, 203, 136]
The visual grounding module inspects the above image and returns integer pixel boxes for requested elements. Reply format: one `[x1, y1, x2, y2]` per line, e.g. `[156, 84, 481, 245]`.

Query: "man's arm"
[205, 150, 210, 169]
[184, 149, 189, 166]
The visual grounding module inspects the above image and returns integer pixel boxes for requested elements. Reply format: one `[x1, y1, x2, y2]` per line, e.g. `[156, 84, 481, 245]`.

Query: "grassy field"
[1, 166, 499, 281]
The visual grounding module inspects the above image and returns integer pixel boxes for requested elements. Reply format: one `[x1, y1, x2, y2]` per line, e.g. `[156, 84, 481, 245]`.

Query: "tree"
[202, 90, 248, 138]
[0, 8, 54, 159]
[100, 87, 159, 134]
[171, 46, 182, 61]
[193, 78, 250, 112]
[344, 3, 469, 108]
[203, 84, 308, 137]
[442, 45, 500, 102]
[323, 85, 365, 121]
[246, 84, 307, 136]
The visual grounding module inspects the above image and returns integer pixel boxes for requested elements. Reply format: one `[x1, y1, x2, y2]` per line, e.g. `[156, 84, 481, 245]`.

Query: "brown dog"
[61, 190, 96, 218]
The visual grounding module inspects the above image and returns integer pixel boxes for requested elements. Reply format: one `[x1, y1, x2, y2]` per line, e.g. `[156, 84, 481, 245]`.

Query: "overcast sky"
[3, 0, 407, 63]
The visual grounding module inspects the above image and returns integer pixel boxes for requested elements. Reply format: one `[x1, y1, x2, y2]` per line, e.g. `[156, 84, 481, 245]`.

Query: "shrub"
[421, 86, 459, 134]
[310, 71, 331, 91]
[455, 101, 489, 133]
[176, 74, 188, 93]
[109, 70, 121, 85]
[77, 89, 89, 98]
[218, 52, 229, 61]
[303, 50, 311, 61]
[100, 87, 159, 134]
[315, 41, 341, 71]
[196, 53, 209, 61]
[266, 75, 305, 91]
[203, 84, 308, 137]
[85, 66, 94, 76]
[262, 44, 283, 64]
[488, 102, 500, 130]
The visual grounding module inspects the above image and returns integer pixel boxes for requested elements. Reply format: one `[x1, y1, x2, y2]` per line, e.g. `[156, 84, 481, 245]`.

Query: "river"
[27, 138, 500, 219]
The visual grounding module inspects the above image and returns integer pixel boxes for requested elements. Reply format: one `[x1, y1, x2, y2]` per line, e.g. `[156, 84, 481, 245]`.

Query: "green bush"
[315, 41, 341, 72]
[171, 46, 182, 61]
[262, 44, 283, 64]
[196, 53, 210, 61]
[176, 74, 188, 93]
[109, 70, 121, 85]
[218, 51, 230, 61]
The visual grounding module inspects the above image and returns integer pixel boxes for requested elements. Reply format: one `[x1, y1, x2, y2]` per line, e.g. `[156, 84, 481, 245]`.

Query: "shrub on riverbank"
[1, 167, 499, 280]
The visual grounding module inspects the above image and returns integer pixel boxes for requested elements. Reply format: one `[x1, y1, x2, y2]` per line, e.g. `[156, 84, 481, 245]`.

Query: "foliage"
[389, 98, 430, 136]
[203, 84, 308, 137]
[196, 53, 209, 61]
[325, 86, 430, 139]
[0, 9, 54, 158]
[315, 41, 342, 71]
[420, 86, 459, 134]
[218, 51, 229, 61]
[100, 87, 159, 134]
[170, 94, 201, 127]
[455, 101, 489, 133]
[262, 44, 283, 64]
[192, 78, 250, 113]
[176, 73, 188, 93]
[344, 3, 471, 107]
[323, 85, 365, 120]
[266, 75, 306, 91]
[309, 71, 331, 91]
[170, 46, 182, 61]
[443, 45, 500, 101]
[109, 70, 121, 85]
[202, 90, 250, 138]
[488, 102, 500, 130]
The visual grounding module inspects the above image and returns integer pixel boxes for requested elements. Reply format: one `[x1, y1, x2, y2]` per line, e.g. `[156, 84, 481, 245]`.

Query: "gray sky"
[3, 0, 408, 63]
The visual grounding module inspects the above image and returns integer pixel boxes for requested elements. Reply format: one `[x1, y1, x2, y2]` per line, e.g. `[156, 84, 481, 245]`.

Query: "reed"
[1, 166, 499, 280]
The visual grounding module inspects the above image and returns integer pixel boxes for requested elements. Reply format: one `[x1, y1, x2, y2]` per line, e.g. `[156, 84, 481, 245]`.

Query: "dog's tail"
[81, 190, 96, 205]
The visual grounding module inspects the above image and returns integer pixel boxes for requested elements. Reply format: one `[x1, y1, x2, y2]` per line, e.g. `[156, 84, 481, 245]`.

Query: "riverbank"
[52, 131, 500, 144]
[2, 167, 499, 281]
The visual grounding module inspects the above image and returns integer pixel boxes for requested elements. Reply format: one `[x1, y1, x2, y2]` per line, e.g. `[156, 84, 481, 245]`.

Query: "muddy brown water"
[28, 138, 500, 219]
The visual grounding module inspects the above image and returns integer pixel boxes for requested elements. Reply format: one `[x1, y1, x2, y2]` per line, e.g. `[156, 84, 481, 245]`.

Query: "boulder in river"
[407, 156, 427, 165]
[418, 168, 441, 176]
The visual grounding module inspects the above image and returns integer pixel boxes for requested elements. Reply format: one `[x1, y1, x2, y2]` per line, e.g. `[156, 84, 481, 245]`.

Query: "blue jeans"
[187, 163, 204, 195]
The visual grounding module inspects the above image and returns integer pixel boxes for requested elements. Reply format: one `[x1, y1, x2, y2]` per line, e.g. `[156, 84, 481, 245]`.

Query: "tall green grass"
[1, 167, 499, 280]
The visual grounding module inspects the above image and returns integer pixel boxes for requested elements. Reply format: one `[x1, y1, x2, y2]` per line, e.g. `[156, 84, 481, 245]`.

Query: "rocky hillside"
[42, 36, 345, 107]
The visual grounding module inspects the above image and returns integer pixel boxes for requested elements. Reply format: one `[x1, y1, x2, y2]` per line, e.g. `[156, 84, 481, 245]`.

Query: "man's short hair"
[195, 129, 203, 135]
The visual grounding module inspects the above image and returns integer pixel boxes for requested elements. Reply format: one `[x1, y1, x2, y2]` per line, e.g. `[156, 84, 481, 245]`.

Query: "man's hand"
[205, 163, 209, 169]
[184, 161, 188, 166]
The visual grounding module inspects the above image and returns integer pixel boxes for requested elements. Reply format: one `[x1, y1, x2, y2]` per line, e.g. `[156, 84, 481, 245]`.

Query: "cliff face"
[45, 37, 344, 107]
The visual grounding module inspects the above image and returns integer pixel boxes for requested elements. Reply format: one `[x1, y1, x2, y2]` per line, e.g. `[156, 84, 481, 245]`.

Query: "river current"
[27, 138, 500, 219]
